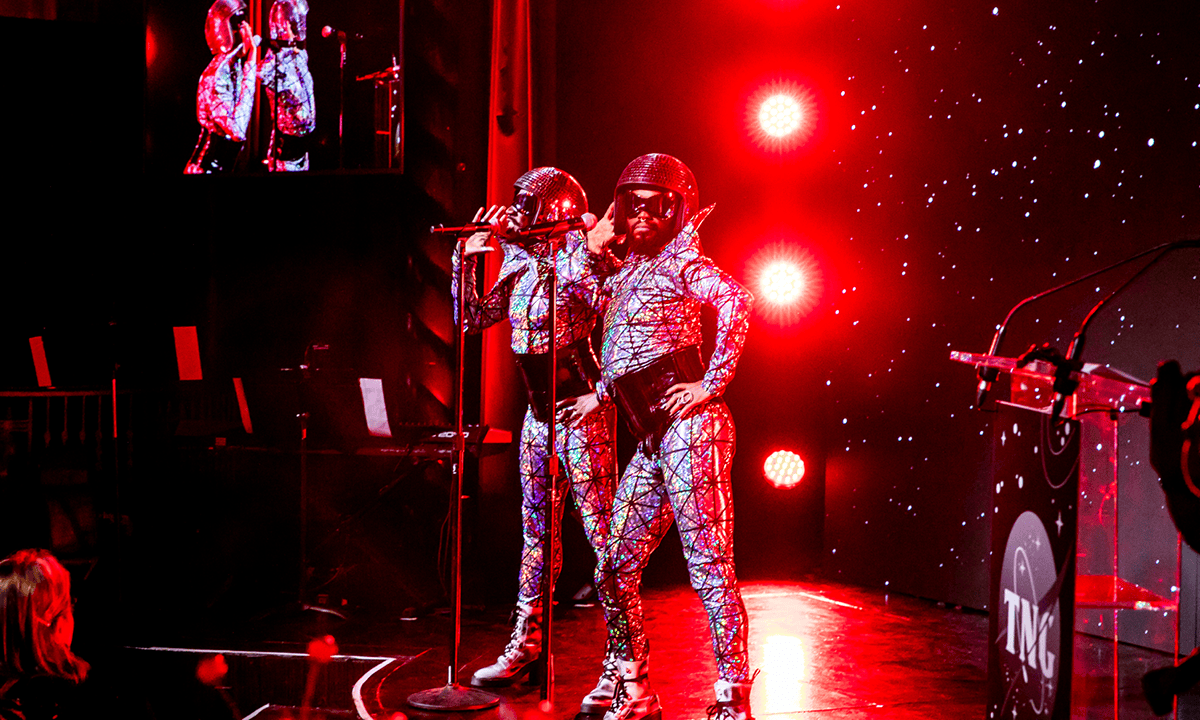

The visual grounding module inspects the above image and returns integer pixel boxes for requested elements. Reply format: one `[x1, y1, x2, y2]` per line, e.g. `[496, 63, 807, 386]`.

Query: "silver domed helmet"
[269, 0, 308, 43]
[613, 153, 698, 238]
[512, 167, 588, 225]
[205, 0, 248, 55]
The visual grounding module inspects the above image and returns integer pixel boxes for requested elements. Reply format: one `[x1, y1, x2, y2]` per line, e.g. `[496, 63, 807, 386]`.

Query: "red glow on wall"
[764, 450, 805, 489]
[146, 25, 158, 67]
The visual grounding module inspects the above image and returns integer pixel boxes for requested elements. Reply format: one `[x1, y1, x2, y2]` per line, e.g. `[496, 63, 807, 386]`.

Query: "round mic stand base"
[407, 683, 499, 712]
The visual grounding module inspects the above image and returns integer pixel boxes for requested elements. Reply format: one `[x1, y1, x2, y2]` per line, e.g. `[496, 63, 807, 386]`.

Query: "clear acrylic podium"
[953, 350, 1180, 719]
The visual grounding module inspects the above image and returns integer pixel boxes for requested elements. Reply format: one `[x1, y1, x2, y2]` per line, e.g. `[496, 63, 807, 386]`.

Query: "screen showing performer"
[260, 0, 315, 172]
[184, 0, 258, 174]
[451, 168, 621, 714]
[565, 154, 756, 720]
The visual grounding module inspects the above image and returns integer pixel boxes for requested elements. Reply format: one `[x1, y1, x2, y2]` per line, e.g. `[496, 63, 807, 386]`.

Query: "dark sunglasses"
[511, 190, 541, 218]
[620, 191, 679, 220]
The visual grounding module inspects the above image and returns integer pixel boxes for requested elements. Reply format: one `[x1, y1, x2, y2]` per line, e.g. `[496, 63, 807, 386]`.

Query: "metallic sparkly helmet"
[512, 167, 588, 224]
[269, 0, 308, 43]
[613, 153, 699, 237]
[205, 0, 248, 55]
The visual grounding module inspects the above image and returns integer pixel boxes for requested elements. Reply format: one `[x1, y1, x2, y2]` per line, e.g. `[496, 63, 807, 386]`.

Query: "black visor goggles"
[511, 190, 541, 219]
[619, 190, 679, 220]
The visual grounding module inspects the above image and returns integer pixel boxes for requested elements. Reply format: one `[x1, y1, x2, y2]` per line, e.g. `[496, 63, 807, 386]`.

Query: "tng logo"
[1002, 587, 1056, 680]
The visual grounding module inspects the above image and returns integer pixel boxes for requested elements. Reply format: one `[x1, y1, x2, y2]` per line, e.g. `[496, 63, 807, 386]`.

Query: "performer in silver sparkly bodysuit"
[565, 154, 755, 720]
[185, 0, 257, 174]
[260, 0, 315, 172]
[452, 168, 621, 714]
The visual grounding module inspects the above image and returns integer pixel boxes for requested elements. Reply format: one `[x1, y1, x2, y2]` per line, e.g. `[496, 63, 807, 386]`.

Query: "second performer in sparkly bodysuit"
[453, 168, 621, 714]
[260, 0, 315, 172]
[565, 154, 755, 720]
[184, 0, 257, 174]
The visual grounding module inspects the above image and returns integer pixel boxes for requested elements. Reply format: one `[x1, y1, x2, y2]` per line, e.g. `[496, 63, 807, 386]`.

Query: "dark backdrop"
[552, 0, 1200, 627]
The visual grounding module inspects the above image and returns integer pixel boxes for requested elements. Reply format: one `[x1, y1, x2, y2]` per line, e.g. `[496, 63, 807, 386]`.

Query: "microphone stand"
[540, 234, 561, 706]
[974, 238, 1197, 408]
[407, 236, 499, 712]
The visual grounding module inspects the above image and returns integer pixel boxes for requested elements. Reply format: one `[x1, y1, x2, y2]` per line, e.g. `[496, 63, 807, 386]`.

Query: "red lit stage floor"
[130, 579, 1198, 719]
[358, 580, 988, 720]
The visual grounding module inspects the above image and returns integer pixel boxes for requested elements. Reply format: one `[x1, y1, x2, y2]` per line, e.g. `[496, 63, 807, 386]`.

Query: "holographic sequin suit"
[595, 207, 754, 683]
[185, 48, 256, 174]
[452, 232, 617, 608]
[260, 46, 315, 171]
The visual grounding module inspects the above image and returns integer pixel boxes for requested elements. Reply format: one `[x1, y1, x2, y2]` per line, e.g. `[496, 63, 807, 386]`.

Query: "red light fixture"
[746, 240, 823, 326]
[759, 260, 806, 307]
[764, 450, 805, 489]
[746, 81, 816, 152]
[758, 94, 804, 139]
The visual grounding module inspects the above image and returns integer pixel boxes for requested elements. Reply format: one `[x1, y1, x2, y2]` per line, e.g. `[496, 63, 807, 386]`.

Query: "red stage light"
[747, 241, 823, 327]
[758, 94, 804, 139]
[764, 450, 805, 489]
[746, 81, 816, 153]
[759, 260, 805, 307]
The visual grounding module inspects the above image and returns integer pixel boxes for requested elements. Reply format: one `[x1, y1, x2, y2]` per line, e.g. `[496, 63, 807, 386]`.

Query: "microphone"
[511, 213, 598, 241]
[429, 221, 498, 236]
[321, 25, 363, 40]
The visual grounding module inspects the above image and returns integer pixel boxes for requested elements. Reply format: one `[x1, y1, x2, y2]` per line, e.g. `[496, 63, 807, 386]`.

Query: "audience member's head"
[0, 549, 88, 684]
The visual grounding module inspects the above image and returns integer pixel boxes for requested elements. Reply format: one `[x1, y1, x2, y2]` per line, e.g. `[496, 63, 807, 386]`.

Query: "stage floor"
[128, 579, 1197, 719]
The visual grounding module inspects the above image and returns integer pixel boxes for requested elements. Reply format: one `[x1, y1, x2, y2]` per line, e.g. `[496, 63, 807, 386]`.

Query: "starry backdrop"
[553, 0, 1200, 643]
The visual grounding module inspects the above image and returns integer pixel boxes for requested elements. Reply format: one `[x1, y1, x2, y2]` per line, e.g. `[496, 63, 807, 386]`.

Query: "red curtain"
[481, 0, 532, 439]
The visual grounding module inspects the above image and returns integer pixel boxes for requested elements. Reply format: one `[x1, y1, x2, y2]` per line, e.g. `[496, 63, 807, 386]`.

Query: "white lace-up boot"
[706, 679, 754, 720]
[469, 603, 542, 687]
[602, 658, 661, 720]
[580, 652, 619, 714]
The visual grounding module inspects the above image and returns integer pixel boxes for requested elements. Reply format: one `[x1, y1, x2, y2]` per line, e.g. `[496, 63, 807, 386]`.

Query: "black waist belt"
[611, 346, 705, 442]
[274, 131, 310, 162]
[516, 337, 601, 423]
[188, 129, 243, 173]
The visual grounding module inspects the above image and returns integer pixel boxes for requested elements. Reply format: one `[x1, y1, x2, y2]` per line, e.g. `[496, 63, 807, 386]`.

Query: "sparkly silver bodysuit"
[184, 48, 256, 174]
[595, 208, 755, 683]
[453, 231, 617, 608]
[260, 46, 315, 171]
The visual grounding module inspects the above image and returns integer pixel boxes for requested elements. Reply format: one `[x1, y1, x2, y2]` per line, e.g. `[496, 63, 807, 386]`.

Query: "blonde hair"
[0, 549, 89, 683]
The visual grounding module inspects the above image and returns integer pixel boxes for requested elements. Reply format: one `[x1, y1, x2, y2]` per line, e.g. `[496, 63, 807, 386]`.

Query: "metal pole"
[407, 240, 499, 712]
[540, 241, 559, 705]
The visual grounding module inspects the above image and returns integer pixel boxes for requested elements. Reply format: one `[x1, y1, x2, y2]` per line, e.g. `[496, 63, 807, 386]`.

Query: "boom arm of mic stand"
[1050, 241, 1195, 422]
[974, 238, 1191, 408]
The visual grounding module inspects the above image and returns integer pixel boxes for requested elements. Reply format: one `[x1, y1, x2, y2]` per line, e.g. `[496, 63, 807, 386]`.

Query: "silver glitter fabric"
[594, 205, 754, 683]
[451, 225, 616, 611]
[595, 207, 749, 402]
[454, 231, 606, 355]
[260, 47, 316, 171]
[184, 49, 256, 173]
